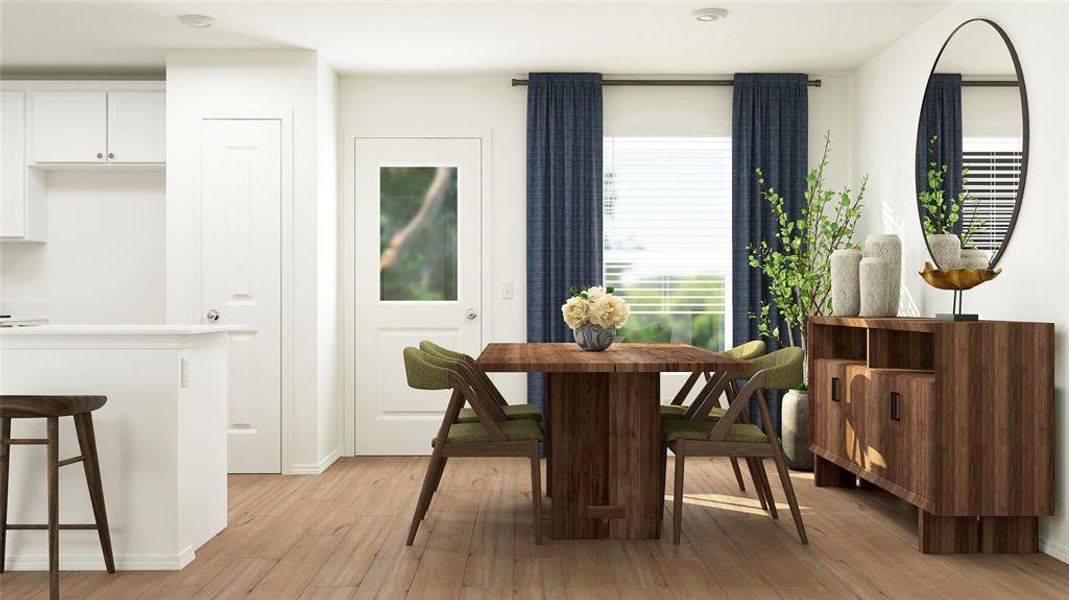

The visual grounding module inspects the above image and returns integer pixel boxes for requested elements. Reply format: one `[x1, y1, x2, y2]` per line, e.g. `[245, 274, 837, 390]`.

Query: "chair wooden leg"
[407, 451, 445, 546]
[756, 458, 778, 520]
[0, 418, 10, 574]
[74, 414, 115, 573]
[47, 417, 59, 600]
[745, 458, 768, 512]
[529, 447, 542, 545]
[658, 445, 668, 537]
[672, 441, 686, 545]
[770, 447, 807, 544]
[729, 457, 746, 491]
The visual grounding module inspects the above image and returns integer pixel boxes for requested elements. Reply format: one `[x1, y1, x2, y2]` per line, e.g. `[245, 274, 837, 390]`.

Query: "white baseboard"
[4, 546, 195, 571]
[1040, 536, 1069, 565]
[289, 448, 343, 475]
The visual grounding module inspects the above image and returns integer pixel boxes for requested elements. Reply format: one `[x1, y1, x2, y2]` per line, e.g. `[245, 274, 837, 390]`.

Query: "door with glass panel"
[353, 137, 482, 455]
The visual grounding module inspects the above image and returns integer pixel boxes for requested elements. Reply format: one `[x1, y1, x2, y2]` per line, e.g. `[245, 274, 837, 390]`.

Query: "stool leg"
[74, 414, 115, 573]
[47, 416, 59, 600]
[0, 417, 10, 573]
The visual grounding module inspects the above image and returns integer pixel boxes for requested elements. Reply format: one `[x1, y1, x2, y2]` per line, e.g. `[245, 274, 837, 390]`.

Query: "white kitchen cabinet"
[107, 91, 165, 163]
[1, 91, 46, 241]
[31, 91, 108, 163]
[30, 90, 164, 165]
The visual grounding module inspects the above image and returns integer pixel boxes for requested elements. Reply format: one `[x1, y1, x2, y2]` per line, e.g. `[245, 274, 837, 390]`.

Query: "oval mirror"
[915, 19, 1028, 270]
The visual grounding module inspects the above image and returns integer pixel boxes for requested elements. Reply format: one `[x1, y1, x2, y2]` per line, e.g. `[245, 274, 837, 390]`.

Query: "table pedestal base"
[546, 372, 662, 539]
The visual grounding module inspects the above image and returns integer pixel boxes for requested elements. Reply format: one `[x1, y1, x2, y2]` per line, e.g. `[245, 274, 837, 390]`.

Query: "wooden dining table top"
[476, 342, 754, 374]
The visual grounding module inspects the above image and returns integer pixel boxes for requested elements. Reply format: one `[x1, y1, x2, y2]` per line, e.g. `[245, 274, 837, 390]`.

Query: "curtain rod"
[511, 78, 822, 88]
[961, 80, 1020, 87]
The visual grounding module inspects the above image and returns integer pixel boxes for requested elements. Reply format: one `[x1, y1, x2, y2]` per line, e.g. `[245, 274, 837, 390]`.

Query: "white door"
[353, 137, 482, 455]
[31, 91, 107, 163]
[107, 92, 165, 163]
[0, 92, 26, 237]
[200, 119, 282, 473]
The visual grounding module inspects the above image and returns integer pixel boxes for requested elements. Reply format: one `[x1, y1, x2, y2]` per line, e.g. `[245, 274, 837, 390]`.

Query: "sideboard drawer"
[811, 358, 865, 462]
[864, 370, 935, 497]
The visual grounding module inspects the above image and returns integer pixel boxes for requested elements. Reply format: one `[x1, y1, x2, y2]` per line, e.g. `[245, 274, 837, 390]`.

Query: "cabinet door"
[811, 358, 865, 461]
[1, 91, 26, 237]
[107, 92, 165, 163]
[842, 364, 870, 468]
[866, 370, 934, 496]
[31, 91, 107, 163]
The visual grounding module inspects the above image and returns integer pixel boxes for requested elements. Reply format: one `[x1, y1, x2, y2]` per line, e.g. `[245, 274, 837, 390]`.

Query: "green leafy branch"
[747, 132, 867, 349]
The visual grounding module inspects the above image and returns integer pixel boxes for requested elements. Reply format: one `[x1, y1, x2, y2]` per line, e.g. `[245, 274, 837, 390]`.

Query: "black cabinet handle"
[890, 392, 900, 422]
[831, 377, 840, 402]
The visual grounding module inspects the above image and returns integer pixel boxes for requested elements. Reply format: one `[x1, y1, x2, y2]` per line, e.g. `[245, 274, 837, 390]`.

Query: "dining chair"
[419, 340, 541, 424]
[663, 369, 808, 545]
[660, 340, 767, 494]
[402, 347, 544, 545]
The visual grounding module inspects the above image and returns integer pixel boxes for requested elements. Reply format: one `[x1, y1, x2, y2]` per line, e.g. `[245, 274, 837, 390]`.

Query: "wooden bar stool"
[0, 395, 115, 600]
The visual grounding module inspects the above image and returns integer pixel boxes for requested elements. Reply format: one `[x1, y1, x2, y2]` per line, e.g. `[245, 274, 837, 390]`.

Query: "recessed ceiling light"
[178, 14, 216, 29]
[691, 8, 729, 22]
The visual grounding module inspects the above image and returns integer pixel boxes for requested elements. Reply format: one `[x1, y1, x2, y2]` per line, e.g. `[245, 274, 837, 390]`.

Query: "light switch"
[501, 281, 514, 300]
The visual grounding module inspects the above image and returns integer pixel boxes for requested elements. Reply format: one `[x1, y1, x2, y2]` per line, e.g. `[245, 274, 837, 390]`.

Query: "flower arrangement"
[562, 285, 630, 351]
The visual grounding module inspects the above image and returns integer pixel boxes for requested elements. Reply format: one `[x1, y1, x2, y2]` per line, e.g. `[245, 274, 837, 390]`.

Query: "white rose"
[589, 294, 630, 329]
[561, 296, 591, 330]
[586, 286, 607, 301]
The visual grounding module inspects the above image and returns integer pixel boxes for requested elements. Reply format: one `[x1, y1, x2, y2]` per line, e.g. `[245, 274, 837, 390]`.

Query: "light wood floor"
[3, 456, 1069, 599]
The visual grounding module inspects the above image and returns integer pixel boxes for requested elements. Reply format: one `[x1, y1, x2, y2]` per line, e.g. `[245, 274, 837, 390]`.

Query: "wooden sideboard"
[808, 316, 1054, 554]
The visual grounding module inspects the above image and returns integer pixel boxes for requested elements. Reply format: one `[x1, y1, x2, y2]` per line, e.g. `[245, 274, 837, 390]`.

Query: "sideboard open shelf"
[808, 316, 1054, 554]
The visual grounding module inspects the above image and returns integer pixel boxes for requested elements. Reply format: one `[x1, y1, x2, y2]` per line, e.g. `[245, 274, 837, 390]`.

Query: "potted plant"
[919, 134, 984, 270]
[561, 285, 631, 351]
[748, 133, 867, 469]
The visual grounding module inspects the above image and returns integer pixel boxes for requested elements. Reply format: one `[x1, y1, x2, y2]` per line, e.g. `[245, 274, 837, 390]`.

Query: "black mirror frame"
[915, 18, 1029, 270]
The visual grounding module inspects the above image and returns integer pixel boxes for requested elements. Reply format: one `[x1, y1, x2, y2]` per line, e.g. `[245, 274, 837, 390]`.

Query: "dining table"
[476, 342, 754, 540]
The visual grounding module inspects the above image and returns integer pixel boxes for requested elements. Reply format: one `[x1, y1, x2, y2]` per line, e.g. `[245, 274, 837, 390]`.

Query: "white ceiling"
[0, 1, 951, 76]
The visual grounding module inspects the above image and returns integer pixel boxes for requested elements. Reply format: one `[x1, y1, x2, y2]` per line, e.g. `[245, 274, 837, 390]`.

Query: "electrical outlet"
[501, 280, 514, 300]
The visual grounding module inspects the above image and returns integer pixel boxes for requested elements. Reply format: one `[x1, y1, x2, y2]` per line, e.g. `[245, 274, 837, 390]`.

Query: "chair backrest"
[402, 347, 507, 443]
[722, 340, 767, 361]
[420, 340, 509, 408]
[743, 346, 804, 390]
[707, 370, 771, 443]
[683, 372, 732, 420]
[670, 340, 767, 406]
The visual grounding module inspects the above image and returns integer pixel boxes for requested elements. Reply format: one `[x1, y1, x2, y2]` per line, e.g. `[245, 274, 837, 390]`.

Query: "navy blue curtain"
[525, 73, 604, 418]
[731, 73, 808, 434]
[916, 73, 963, 232]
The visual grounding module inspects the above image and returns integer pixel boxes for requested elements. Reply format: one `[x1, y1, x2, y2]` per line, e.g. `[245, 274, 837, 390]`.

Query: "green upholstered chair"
[402, 347, 544, 545]
[736, 345, 804, 390]
[663, 369, 807, 545]
[659, 341, 767, 495]
[419, 341, 542, 424]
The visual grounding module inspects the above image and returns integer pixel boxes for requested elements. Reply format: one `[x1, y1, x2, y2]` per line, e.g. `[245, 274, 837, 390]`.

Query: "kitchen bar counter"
[0, 325, 251, 570]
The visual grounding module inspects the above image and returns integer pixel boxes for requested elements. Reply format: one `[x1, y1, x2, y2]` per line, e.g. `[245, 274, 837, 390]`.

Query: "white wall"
[0, 170, 165, 323]
[166, 50, 342, 473]
[850, 1, 1069, 560]
[339, 72, 854, 403]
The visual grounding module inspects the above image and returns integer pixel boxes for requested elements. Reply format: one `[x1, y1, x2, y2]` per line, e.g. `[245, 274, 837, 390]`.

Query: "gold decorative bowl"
[919, 262, 1002, 291]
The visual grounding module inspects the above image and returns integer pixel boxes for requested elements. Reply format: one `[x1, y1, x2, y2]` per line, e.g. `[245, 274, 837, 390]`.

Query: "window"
[603, 137, 731, 351]
[962, 138, 1021, 253]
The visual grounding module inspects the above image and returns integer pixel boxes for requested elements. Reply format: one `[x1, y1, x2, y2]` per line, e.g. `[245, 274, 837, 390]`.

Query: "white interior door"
[200, 119, 282, 473]
[353, 137, 482, 455]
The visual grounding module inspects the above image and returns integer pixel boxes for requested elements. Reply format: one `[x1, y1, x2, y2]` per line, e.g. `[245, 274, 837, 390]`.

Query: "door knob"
[206, 309, 220, 323]
[96, 152, 103, 159]
[465, 308, 478, 320]
[108, 152, 115, 159]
